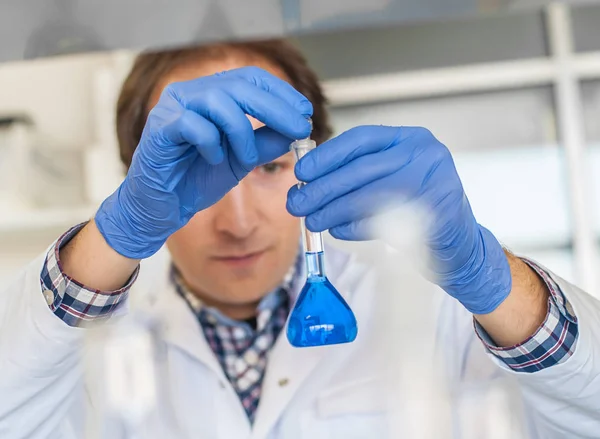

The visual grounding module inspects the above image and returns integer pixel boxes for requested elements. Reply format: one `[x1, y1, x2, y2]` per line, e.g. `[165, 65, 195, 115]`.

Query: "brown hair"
[116, 39, 332, 168]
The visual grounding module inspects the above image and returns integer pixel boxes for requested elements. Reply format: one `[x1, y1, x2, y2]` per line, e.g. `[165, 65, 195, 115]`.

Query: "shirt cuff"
[474, 258, 578, 373]
[39, 223, 138, 327]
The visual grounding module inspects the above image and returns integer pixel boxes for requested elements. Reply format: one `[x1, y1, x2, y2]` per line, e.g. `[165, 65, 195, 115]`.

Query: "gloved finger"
[227, 126, 293, 181]
[224, 66, 314, 117]
[295, 125, 407, 182]
[287, 146, 409, 217]
[177, 77, 311, 142]
[176, 110, 224, 165]
[185, 88, 259, 170]
[254, 126, 296, 165]
[221, 79, 312, 140]
[329, 217, 376, 241]
[144, 104, 223, 165]
[302, 173, 414, 232]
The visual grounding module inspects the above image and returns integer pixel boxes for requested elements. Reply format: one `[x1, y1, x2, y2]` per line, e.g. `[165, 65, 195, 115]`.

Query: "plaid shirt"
[39, 225, 134, 326]
[40, 224, 578, 420]
[475, 261, 578, 372]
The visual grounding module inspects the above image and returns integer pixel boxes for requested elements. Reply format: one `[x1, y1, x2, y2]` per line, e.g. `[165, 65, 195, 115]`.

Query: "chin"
[217, 280, 279, 305]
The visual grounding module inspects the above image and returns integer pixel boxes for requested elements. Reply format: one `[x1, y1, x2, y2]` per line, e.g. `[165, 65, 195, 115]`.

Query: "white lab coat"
[1, 244, 599, 439]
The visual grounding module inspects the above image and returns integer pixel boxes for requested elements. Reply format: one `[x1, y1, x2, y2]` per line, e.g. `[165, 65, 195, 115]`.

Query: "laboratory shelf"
[0, 205, 96, 234]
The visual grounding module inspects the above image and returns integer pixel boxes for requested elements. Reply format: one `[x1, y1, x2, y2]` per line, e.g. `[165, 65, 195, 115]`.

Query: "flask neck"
[305, 251, 326, 279]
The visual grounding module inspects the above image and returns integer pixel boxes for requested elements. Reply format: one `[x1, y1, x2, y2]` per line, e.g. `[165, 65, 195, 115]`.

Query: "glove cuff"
[95, 189, 165, 260]
[444, 226, 513, 315]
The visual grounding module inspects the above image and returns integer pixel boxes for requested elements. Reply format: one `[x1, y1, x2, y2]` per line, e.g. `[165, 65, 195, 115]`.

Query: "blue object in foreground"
[287, 252, 358, 348]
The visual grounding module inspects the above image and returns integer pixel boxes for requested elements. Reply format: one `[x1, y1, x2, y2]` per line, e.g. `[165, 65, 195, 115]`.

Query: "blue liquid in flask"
[287, 252, 358, 348]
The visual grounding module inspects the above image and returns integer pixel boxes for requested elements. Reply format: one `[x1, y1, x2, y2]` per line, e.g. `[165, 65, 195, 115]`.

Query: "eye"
[258, 162, 284, 175]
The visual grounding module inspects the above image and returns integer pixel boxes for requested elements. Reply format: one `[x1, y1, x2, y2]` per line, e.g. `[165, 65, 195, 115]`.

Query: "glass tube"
[290, 136, 326, 279]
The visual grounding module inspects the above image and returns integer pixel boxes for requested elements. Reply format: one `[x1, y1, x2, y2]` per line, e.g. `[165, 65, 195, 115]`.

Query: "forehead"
[148, 55, 288, 110]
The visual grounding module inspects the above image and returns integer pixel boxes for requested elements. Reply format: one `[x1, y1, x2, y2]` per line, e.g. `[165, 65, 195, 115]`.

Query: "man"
[0, 39, 599, 438]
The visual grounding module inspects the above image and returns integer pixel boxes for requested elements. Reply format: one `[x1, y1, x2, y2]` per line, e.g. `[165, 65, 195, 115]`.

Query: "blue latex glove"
[96, 67, 312, 259]
[286, 126, 512, 315]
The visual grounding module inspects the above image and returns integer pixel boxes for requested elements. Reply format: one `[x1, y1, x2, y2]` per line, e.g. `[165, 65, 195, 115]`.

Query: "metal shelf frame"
[323, 2, 600, 292]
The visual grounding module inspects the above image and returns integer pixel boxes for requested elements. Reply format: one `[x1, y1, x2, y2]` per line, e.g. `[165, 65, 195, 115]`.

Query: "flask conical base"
[287, 276, 358, 348]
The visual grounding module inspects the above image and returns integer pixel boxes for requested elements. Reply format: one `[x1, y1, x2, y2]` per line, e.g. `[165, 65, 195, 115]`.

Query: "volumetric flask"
[286, 125, 358, 348]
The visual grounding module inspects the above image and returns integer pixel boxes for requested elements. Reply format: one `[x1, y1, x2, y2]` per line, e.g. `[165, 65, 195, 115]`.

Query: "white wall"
[0, 53, 111, 150]
[0, 51, 135, 283]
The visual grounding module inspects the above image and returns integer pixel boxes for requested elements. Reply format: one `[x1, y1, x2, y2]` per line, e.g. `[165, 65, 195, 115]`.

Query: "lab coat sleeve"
[0, 252, 86, 439]
[486, 271, 600, 439]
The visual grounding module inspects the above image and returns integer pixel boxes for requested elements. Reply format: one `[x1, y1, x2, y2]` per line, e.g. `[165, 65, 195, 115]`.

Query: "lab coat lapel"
[251, 325, 329, 439]
[158, 285, 228, 381]
[135, 249, 227, 382]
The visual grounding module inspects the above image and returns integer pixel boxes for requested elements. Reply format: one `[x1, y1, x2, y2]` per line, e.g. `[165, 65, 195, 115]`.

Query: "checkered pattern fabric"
[40, 224, 134, 327]
[174, 269, 293, 422]
[474, 258, 578, 372]
[40, 225, 579, 418]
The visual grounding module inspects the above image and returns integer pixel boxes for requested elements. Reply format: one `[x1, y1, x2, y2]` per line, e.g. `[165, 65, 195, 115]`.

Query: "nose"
[214, 181, 259, 240]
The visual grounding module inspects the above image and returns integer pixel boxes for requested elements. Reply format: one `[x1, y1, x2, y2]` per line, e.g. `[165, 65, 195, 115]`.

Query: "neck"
[175, 273, 261, 321]
[194, 293, 260, 321]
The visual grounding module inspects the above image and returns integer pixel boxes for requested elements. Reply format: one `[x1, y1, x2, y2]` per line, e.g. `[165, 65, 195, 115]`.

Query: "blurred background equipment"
[83, 291, 188, 439]
[306, 1, 600, 295]
[1, 1, 600, 295]
[2, 1, 599, 64]
[0, 0, 482, 63]
[0, 115, 34, 212]
[23, 0, 105, 60]
[0, 0, 590, 61]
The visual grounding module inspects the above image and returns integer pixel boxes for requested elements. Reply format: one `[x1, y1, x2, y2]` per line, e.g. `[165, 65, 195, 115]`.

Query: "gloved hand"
[286, 126, 512, 315]
[96, 67, 312, 259]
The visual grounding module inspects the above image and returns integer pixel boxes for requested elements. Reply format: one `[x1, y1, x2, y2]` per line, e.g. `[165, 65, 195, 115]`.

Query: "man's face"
[148, 57, 301, 319]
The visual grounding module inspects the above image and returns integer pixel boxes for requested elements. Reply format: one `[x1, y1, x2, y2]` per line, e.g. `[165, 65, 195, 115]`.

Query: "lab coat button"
[43, 290, 54, 306]
[219, 381, 226, 389]
[278, 378, 289, 387]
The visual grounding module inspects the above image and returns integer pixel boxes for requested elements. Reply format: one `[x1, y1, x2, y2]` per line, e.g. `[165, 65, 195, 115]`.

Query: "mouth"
[211, 249, 268, 267]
